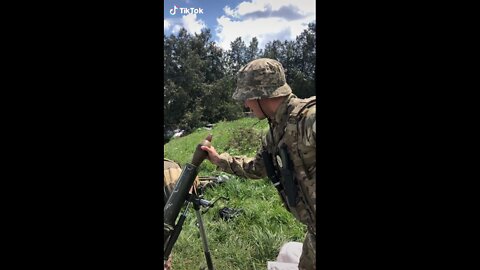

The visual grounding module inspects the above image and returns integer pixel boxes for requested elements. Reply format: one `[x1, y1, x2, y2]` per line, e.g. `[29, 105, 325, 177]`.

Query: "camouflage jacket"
[163, 158, 200, 207]
[163, 159, 182, 207]
[216, 94, 316, 233]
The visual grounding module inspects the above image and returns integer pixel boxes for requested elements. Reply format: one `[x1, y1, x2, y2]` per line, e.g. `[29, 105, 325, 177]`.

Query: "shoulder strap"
[285, 96, 316, 143]
[288, 96, 316, 122]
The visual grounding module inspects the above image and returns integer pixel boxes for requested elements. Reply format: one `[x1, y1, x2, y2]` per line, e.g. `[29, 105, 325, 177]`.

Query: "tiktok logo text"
[169, 5, 204, 15]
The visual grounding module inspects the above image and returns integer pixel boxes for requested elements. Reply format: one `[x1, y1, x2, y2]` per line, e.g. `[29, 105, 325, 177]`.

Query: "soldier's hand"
[201, 143, 220, 165]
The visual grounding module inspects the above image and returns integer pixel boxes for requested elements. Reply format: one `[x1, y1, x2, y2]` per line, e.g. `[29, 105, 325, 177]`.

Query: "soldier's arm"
[216, 147, 266, 179]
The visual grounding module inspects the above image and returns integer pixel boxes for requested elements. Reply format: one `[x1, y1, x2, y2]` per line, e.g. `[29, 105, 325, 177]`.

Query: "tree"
[290, 22, 316, 98]
[163, 22, 316, 136]
[278, 40, 296, 82]
[205, 41, 224, 83]
[227, 37, 248, 73]
[262, 40, 283, 60]
[246, 37, 260, 62]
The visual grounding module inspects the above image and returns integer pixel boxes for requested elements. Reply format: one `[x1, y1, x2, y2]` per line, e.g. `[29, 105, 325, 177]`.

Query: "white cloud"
[181, 13, 207, 34]
[235, 0, 314, 16]
[172, 25, 182, 34]
[223, 6, 237, 18]
[235, 0, 267, 15]
[216, 0, 315, 51]
[164, 20, 171, 31]
[165, 14, 207, 35]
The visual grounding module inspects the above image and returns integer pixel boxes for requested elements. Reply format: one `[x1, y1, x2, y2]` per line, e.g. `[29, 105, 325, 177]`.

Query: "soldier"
[163, 158, 183, 208]
[201, 58, 316, 269]
[163, 158, 201, 270]
[163, 158, 181, 270]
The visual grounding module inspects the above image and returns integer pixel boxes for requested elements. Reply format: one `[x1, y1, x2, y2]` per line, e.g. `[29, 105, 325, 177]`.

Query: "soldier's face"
[244, 99, 267, 119]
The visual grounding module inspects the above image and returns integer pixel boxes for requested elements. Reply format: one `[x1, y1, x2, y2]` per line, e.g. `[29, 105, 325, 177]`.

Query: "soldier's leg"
[298, 232, 316, 270]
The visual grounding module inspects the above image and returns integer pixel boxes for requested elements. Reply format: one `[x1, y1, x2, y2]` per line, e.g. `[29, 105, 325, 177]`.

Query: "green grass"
[164, 117, 268, 176]
[164, 117, 306, 270]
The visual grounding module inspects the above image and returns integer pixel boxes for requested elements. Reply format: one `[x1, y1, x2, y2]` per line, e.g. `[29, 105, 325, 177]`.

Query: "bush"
[225, 125, 264, 156]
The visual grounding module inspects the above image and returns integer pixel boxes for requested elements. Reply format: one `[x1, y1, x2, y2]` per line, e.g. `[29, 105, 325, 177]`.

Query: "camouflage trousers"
[298, 231, 316, 270]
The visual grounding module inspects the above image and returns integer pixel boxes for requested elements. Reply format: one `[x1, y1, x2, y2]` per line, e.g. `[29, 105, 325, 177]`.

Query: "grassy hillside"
[164, 117, 306, 270]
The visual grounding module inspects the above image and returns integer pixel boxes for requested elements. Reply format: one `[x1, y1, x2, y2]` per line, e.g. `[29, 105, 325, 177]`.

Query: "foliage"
[164, 117, 306, 270]
[164, 22, 316, 138]
[225, 124, 264, 156]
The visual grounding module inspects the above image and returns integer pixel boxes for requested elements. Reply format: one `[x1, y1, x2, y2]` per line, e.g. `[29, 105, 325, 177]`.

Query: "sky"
[164, 0, 316, 51]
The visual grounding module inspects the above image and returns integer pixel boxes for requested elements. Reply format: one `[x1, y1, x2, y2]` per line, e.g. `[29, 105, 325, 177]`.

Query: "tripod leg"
[164, 201, 191, 260]
[195, 209, 215, 270]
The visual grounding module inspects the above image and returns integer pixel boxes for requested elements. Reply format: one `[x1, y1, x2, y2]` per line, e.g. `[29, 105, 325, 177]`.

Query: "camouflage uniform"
[163, 158, 182, 207]
[216, 58, 316, 269]
[163, 159, 181, 270]
[163, 158, 200, 206]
